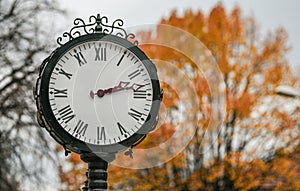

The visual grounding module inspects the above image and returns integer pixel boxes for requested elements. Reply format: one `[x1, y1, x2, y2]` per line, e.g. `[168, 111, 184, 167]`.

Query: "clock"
[35, 32, 162, 154]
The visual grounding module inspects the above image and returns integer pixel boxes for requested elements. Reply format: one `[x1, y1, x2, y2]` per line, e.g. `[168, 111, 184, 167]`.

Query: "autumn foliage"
[59, 4, 300, 191]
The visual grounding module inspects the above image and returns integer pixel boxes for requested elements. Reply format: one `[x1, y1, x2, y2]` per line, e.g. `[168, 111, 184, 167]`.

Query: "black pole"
[80, 152, 115, 191]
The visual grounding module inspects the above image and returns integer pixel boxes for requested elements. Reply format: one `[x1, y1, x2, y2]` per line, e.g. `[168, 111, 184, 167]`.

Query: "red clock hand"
[90, 82, 145, 99]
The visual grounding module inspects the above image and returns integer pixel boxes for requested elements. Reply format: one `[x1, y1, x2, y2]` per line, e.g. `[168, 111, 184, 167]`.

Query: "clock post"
[34, 14, 162, 191]
[80, 152, 115, 190]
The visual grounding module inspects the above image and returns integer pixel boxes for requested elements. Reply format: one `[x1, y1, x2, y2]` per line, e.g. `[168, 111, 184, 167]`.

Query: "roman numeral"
[95, 47, 107, 61]
[117, 51, 126, 66]
[73, 120, 88, 137]
[117, 122, 128, 137]
[128, 108, 145, 121]
[128, 69, 141, 80]
[56, 68, 72, 79]
[57, 105, 75, 124]
[133, 90, 147, 99]
[52, 88, 67, 98]
[73, 49, 87, 66]
[97, 126, 106, 141]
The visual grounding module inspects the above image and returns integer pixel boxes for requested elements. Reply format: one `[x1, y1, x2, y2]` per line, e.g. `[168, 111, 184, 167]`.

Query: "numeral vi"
[97, 126, 106, 141]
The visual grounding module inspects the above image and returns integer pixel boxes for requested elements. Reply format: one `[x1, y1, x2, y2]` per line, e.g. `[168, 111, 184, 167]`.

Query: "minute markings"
[45, 40, 156, 146]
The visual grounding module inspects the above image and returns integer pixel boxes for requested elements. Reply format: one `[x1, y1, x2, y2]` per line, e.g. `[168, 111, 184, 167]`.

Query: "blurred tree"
[109, 4, 300, 191]
[59, 4, 300, 191]
[0, 0, 63, 190]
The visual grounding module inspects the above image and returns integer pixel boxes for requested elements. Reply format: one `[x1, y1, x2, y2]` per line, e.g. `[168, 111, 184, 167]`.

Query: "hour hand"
[90, 81, 145, 99]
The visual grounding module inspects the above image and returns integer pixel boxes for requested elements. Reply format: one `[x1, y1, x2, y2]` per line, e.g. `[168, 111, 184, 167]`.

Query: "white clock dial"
[48, 40, 153, 146]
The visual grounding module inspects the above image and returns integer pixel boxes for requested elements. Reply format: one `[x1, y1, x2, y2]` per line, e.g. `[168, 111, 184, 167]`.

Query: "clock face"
[39, 34, 160, 152]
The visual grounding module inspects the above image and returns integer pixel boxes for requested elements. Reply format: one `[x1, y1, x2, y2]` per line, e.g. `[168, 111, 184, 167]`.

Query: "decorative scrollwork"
[57, 14, 139, 46]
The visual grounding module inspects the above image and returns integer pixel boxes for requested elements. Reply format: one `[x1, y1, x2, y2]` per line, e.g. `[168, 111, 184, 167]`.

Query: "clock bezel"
[38, 33, 161, 154]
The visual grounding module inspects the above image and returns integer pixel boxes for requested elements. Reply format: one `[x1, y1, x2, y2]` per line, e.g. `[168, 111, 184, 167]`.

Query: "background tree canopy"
[59, 4, 300, 191]
[1, 1, 300, 191]
[0, 0, 63, 190]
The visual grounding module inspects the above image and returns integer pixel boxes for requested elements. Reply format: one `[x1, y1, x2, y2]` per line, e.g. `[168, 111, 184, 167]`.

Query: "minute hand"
[90, 82, 145, 99]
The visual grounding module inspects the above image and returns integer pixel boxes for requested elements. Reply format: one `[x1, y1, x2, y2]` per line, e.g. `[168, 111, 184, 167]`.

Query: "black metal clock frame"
[34, 14, 163, 190]
[36, 32, 161, 154]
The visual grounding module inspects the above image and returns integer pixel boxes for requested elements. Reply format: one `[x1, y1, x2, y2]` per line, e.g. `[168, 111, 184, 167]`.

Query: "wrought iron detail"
[57, 14, 138, 46]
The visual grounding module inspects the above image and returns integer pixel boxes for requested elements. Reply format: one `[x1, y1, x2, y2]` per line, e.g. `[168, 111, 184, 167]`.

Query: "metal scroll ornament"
[57, 14, 138, 46]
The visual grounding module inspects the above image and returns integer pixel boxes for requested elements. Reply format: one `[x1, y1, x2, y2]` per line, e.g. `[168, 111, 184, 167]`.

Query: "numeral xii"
[95, 47, 107, 61]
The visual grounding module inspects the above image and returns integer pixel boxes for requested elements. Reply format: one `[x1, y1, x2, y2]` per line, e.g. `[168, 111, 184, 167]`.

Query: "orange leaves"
[137, 123, 175, 149]
[234, 91, 255, 118]
[263, 149, 300, 190]
[226, 88, 255, 120]
[57, 146, 86, 191]
[160, 81, 179, 109]
[57, 3, 300, 191]
[208, 3, 228, 44]
[186, 171, 205, 191]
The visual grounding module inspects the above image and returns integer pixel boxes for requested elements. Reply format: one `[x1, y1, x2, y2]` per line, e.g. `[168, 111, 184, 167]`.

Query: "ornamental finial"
[56, 13, 139, 46]
[95, 14, 102, 33]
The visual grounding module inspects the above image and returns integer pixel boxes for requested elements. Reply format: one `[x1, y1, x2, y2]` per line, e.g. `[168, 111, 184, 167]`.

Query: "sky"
[58, 0, 300, 76]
